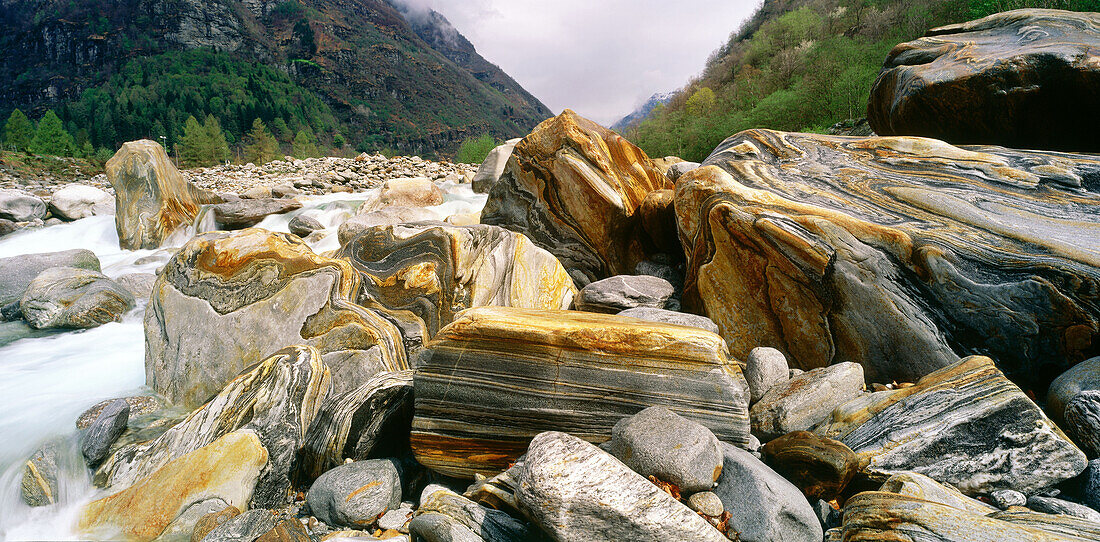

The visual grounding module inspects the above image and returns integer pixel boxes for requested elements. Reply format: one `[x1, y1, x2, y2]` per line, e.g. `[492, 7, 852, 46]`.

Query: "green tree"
[292, 128, 320, 158]
[30, 110, 75, 156]
[244, 118, 280, 165]
[204, 115, 231, 164]
[455, 134, 497, 164]
[178, 115, 209, 167]
[3, 109, 35, 152]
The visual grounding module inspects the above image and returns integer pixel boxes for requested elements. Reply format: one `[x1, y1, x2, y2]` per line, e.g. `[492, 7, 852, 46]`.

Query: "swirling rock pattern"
[867, 9, 1100, 152]
[815, 356, 1087, 495]
[338, 222, 576, 342]
[481, 109, 672, 286]
[146, 228, 408, 408]
[410, 306, 749, 478]
[98, 345, 329, 508]
[106, 140, 222, 250]
[680, 129, 1100, 386]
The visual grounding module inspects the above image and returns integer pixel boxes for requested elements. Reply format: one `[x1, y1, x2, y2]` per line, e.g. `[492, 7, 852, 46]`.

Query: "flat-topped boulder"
[106, 140, 222, 250]
[679, 129, 1100, 387]
[481, 109, 671, 286]
[868, 9, 1100, 153]
[410, 306, 749, 478]
[210, 198, 302, 229]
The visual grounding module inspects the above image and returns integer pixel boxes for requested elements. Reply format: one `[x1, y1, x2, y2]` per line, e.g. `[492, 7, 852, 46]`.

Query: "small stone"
[687, 491, 724, 517]
[745, 347, 789, 404]
[1026, 496, 1100, 523]
[81, 398, 130, 467]
[306, 459, 402, 529]
[616, 307, 719, 334]
[606, 405, 723, 493]
[575, 275, 675, 313]
[289, 215, 324, 238]
[376, 508, 412, 533]
[989, 489, 1026, 510]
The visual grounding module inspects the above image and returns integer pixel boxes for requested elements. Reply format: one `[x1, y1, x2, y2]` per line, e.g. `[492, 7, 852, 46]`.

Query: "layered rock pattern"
[681, 129, 1100, 386]
[411, 306, 750, 478]
[482, 110, 672, 285]
[816, 356, 1087, 495]
[146, 228, 407, 408]
[867, 9, 1100, 152]
[106, 140, 222, 250]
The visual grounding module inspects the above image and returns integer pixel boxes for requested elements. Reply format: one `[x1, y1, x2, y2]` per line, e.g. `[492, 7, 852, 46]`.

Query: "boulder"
[306, 459, 402, 529]
[21, 442, 61, 507]
[106, 140, 222, 249]
[78, 430, 267, 542]
[575, 275, 674, 313]
[515, 431, 727, 542]
[1064, 390, 1100, 458]
[713, 442, 822, 542]
[1083, 459, 1100, 513]
[867, 9, 1100, 153]
[49, 184, 114, 220]
[337, 207, 439, 246]
[606, 405, 723, 493]
[0, 249, 100, 305]
[365, 177, 443, 210]
[411, 306, 750, 478]
[816, 356, 1087, 495]
[116, 273, 157, 300]
[20, 267, 135, 329]
[482, 110, 672, 285]
[145, 228, 407, 409]
[338, 222, 576, 340]
[750, 362, 864, 441]
[759, 431, 858, 502]
[0, 188, 46, 222]
[879, 472, 995, 515]
[615, 307, 719, 334]
[288, 215, 323, 238]
[1048, 356, 1100, 425]
[210, 198, 302, 229]
[81, 398, 130, 467]
[471, 139, 520, 193]
[156, 498, 230, 542]
[415, 485, 531, 541]
[678, 130, 1100, 387]
[1026, 496, 1100, 523]
[97, 345, 328, 508]
[745, 347, 789, 404]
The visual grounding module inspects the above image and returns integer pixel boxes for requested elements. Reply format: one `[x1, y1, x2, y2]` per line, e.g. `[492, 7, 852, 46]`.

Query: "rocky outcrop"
[106, 140, 222, 250]
[0, 249, 100, 305]
[410, 306, 749, 478]
[679, 130, 1100, 387]
[816, 356, 1087, 495]
[471, 139, 520, 193]
[868, 9, 1100, 153]
[20, 267, 134, 329]
[145, 228, 407, 408]
[482, 110, 672, 286]
[97, 346, 328, 508]
[49, 184, 114, 220]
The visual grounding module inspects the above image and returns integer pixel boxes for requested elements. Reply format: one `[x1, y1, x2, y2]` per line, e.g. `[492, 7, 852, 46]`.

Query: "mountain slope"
[0, 0, 552, 156]
[611, 92, 673, 132]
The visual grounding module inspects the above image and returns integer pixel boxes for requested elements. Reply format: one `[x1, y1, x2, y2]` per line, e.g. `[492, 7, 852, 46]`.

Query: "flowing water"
[0, 186, 487, 539]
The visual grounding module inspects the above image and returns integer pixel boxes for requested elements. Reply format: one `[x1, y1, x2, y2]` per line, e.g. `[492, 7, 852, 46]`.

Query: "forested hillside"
[627, 0, 1099, 162]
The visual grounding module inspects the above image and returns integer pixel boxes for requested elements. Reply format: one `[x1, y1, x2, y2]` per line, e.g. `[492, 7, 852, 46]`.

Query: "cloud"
[419, 0, 759, 125]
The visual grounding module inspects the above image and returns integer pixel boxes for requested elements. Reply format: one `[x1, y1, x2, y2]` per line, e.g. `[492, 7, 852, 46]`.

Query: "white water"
[0, 185, 487, 540]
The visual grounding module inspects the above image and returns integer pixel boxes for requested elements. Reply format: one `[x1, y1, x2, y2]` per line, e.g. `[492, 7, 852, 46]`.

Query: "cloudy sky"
[405, 1, 760, 125]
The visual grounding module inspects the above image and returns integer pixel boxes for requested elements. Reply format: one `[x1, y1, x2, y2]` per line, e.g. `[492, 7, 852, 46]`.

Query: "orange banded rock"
[410, 306, 749, 478]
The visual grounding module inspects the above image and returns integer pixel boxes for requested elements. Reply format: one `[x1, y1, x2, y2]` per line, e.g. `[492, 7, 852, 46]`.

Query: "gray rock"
[152, 497, 227, 542]
[49, 184, 113, 220]
[337, 206, 438, 246]
[714, 442, 822, 542]
[606, 405, 723, 492]
[408, 513, 484, 542]
[211, 198, 302, 229]
[811, 499, 841, 531]
[81, 398, 130, 467]
[1083, 459, 1100, 513]
[307, 459, 402, 529]
[1027, 496, 1100, 523]
[515, 431, 726, 542]
[377, 508, 413, 532]
[20, 267, 135, 329]
[289, 215, 324, 238]
[1, 300, 21, 321]
[471, 139, 520, 194]
[750, 362, 864, 440]
[417, 484, 530, 541]
[272, 184, 301, 198]
[241, 186, 273, 199]
[666, 161, 701, 182]
[1064, 390, 1100, 458]
[745, 347, 789, 404]
[115, 273, 157, 300]
[200, 508, 276, 542]
[0, 218, 17, 236]
[687, 491, 724, 517]
[616, 307, 719, 334]
[0, 249, 100, 305]
[575, 275, 675, 313]
[990, 489, 1027, 509]
[1047, 356, 1100, 425]
[0, 188, 46, 222]
[633, 259, 683, 289]
[21, 442, 60, 506]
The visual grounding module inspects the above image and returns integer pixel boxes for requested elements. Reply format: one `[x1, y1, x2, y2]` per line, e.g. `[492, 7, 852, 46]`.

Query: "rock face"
[482, 110, 672, 286]
[145, 228, 406, 408]
[306, 459, 402, 529]
[575, 274, 674, 313]
[760, 431, 858, 502]
[49, 184, 114, 220]
[338, 222, 577, 341]
[411, 306, 750, 478]
[20, 267, 135, 329]
[106, 140, 222, 250]
[679, 130, 1100, 387]
[0, 249, 100, 305]
[867, 9, 1100, 153]
[0, 188, 46, 222]
[471, 139, 520, 193]
[210, 198, 302, 229]
[606, 405, 723, 493]
[750, 362, 865, 441]
[515, 431, 727, 542]
[816, 356, 1087, 495]
[78, 430, 267, 542]
[713, 442, 823, 542]
[98, 346, 328, 508]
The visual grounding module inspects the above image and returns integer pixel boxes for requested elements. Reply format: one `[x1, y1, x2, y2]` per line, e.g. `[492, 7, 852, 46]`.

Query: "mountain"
[0, 0, 552, 157]
[610, 92, 673, 132]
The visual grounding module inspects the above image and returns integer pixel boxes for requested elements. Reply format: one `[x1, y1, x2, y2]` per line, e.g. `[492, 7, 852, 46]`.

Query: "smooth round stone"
[989, 489, 1026, 510]
[576, 275, 675, 314]
[306, 459, 402, 529]
[687, 491, 724, 517]
[48, 184, 112, 220]
[289, 215, 324, 238]
[20, 267, 135, 329]
[616, 307, 719, 334]
[745, 347, 789, 404]
[0, 188, 46, 222]
[607, 405, 723, 493]
[760, 430, 858, 501]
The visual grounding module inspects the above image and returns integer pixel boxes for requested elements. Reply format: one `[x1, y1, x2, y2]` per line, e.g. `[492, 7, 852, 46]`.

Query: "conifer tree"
[244, 118, 279, 165]
[178, 115, 208, 167]
[292, 128, 320, 159]
[203, 115, 231, 165]
[30, 110, 75, 156]
[3, 109, 35, 152]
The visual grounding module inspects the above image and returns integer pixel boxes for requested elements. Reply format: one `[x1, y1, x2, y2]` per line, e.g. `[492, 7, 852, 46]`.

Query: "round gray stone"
[745, 347, 789, 404]
[616, 307, 719, 334]
[306, 459, 402, 529]
[687, 491, 724, 517]
[289, 215, 324, 238]
[989, 489, 1026, 509]
[606, 405, 723, 493]
[575, 275, 675, 313]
